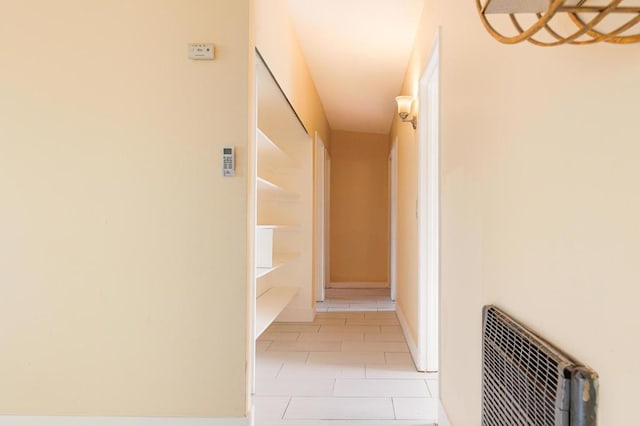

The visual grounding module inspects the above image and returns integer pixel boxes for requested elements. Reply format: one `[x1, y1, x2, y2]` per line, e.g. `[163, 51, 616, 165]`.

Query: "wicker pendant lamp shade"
[477, 0, 640, 46]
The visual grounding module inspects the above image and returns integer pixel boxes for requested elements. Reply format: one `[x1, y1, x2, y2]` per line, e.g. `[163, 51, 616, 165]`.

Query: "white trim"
[0, 417, 250, 426]
[248, 56, 260, 401]
[389, 138, 398, 302]
[315, 132, 326, 302]
[438, 400, 452, 426]
[417, 27, 441, 374]
[396, 303, 423, 372]
[324, 156, 331, 289]
[328, 281, 389, 289]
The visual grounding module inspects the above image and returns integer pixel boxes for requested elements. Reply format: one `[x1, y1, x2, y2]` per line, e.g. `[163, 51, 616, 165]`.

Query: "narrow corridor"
[254, 311, 438, 425]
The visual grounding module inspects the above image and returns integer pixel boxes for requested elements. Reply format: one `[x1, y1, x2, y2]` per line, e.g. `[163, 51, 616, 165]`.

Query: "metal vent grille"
[482, 306, 574, 426]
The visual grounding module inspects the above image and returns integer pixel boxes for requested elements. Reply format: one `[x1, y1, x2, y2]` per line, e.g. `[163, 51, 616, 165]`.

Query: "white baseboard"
[0, 417, 250, 426]
[276, 306, 315, 322]
[329, 281, 389, 289]
[396, 304, 426, 372]
[438, 400, 452, 426]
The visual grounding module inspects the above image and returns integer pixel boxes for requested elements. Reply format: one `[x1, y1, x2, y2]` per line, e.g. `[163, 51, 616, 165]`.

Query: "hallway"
[254, 311, 438, 425]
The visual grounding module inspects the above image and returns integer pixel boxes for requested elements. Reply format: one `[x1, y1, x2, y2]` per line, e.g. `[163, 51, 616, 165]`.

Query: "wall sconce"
[477, 0, 640, 46]
[396, 96, 416, 130]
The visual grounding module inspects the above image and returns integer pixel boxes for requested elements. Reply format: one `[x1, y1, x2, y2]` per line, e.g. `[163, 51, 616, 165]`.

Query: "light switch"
[188, 43, 215, 60]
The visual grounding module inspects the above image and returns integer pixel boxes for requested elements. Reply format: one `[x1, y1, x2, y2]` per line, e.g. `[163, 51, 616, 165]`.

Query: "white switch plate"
[188, 43, 215, 60]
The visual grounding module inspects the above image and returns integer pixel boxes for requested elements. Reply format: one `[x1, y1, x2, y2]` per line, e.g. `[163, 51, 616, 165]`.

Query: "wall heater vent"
[482, 305, 598, 426]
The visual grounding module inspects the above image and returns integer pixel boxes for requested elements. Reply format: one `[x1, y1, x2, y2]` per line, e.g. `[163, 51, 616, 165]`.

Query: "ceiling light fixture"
[396, 96, 417, 130]
[477, 0, 640, 46]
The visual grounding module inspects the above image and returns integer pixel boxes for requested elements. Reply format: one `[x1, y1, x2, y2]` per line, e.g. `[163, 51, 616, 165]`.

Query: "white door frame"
[324, 154, 331, 293]
[417, 29, 441, 373]
[389, 138, 398, 301]
[315, 133, 327, 302]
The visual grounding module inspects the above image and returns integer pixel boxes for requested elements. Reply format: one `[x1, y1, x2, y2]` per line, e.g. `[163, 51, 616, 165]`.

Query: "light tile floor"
[255, 311, 438, 425]
[316, 289, 396, 312]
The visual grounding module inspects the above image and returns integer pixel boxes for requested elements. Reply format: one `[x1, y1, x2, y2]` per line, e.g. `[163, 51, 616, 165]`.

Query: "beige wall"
[0, 1, 252, 418]
[330, 131, 389, 284]
[393, 2, 640, 425]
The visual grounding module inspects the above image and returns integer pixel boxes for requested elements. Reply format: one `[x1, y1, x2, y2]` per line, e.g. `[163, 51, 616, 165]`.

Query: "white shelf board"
[256, 253, 300, 279]
[257, 176, 299, 199]
[257, 128, 297, 169]
[255, 287, 299, 338]
[257, 224, 299, 230]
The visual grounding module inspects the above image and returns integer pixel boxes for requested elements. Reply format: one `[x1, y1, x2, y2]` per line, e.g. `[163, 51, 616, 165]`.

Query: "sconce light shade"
[395, 96, 413, 118]
[395, 96, 417, 130]
[477, 0, 640, 46]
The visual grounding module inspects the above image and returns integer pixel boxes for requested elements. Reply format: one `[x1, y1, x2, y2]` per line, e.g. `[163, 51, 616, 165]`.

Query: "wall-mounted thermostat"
[188, 43, 215, 60]
[223, 146, 235, 177]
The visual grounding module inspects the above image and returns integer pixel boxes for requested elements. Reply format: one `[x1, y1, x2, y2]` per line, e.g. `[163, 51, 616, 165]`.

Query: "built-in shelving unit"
[254, 56, 313, 339]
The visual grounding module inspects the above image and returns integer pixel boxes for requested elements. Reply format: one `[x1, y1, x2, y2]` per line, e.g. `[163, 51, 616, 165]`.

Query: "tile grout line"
[275, 361, 285, 378]
[424, 379, 432, 398]
[391, 396, 398, 420]
[280, 396, 293, 420]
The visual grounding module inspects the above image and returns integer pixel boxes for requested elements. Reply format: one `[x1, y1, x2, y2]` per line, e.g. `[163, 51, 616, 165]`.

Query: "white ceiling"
[287, 0, 425, 135]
